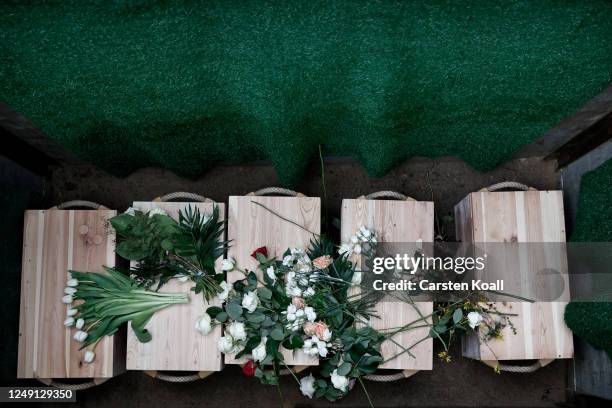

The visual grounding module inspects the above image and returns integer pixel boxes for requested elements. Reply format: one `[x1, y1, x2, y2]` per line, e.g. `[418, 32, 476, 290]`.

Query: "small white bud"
[64, 287, 77, 295]
[64, 317, 74, 327]
[221, 259, 234, 271]
[66, 308, 78, 317]
[84, 351, 95, 363]
[74, 331, 88, 342]
[62, 295, 73, 304]
[66, 278, 78, 287]
[76, 318, 85, 329]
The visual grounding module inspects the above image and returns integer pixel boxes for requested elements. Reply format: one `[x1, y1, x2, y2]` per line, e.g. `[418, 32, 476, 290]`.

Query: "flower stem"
[358, 376, 374, 408]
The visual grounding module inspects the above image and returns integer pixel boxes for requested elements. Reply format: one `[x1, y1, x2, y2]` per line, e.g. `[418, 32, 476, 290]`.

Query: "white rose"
[317, 341, 328, 357]
[338, 243, 353, 255]
[282, 255, 294, 266]
[467, 311, 483, 329]
[299, 374, 316, 399]
[64, 287, 76, 295]
[195, 314, 212, 335]
[218, 336, 234, 354]
[64, 317, 74, 327]
[66, 308, 78, 317]
[351, 271, 362, 286]
[84, 351, 95, 363]
[331, 369, 349, 392]
[62, 295, 73, 304]
[148, 207, 167, 217]
[304, 306, 316, 322]
[217, 281, 230, 301]
[303, 287, 315, 297]
[221, 259, 234, 271]
[242, 291, 259, 313]
[252, 337, 267, 362]
[227, 322, 247, 341]
[76, 318, 85, 329]
[266, 266, 276, 282]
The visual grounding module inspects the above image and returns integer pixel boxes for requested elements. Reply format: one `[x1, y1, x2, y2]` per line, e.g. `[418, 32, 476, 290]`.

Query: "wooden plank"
[455, 190, 574, 361]
[125, 202, 224, 372]
[226, 195, 320, 366]
[18, 209, 123, 379]
[341, 198, 434, 371]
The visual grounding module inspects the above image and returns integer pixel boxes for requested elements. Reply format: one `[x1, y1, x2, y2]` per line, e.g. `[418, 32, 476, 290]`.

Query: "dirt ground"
[39, 155, 569, 408]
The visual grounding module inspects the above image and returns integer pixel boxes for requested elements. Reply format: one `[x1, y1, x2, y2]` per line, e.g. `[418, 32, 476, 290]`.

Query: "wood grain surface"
[125, 202, 224, 372]
[341, 198, 434, 371]
[18, 209, 124, 379]
[455, 190, 573, 361]
[226, 195, 320, 366]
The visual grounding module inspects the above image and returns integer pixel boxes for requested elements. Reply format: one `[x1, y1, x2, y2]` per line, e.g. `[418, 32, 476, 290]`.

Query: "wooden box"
[341, 198, 434, 371]
[226, 195, 320, 366]
[455, 190, 573, 362]
[125, 202, 224, 372]
[18, 209, 125, 379]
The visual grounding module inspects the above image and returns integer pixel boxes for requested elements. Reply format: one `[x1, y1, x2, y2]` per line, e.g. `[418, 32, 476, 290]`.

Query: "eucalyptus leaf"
[452, 308, 463, 324]
[257, 287, 273, 300]
[337, 362, 352, 376]
[270, 328, 285, 341]
[226, 302, 243, 320]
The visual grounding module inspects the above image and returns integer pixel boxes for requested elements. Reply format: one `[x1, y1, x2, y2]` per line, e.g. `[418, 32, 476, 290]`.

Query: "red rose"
[251, 246, 268, 259]
[242, 360, 256, 377]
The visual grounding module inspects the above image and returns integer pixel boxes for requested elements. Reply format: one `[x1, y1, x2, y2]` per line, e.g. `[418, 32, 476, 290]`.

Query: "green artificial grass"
[570, 158, 612, 242]
[564, 158, 612, 357]
[1, 1, 612, 184]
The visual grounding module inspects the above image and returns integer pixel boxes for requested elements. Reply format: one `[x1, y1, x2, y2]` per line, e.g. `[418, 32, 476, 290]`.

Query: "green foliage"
[69, 267, 188, 348]
[565, 159, 612, 355]
[111, 205, 228, 301]
[207, 239, 386, 402]
[2, 1, 612, 185]
[565, 299, 612, 358]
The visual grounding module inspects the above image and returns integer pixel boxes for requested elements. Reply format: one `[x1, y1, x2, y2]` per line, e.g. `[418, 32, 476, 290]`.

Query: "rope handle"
[359, 191, 415, 201]
[154, 192, 214, 203]
[38, 377, 108, 390]
[480, 182, 536, 192]
[144, 370, 213, 382]
[481, 359, 553, 373]
[51, 200, 108, 210]
[248, 187, 304, 197]
[364, 369, 419, 382]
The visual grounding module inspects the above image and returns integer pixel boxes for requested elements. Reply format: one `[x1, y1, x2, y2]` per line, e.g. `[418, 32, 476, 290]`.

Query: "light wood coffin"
[455, 190, 573, 361]
[125, 202, 224, 372]
[341, 198, 434, 371]
[226, 195, 321, 366]
[18, 209, 125, 379]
